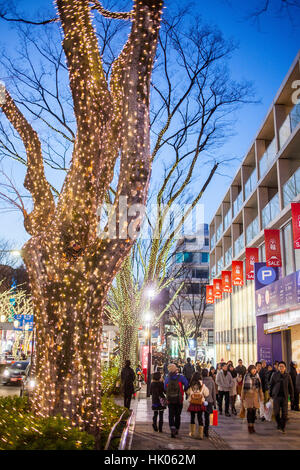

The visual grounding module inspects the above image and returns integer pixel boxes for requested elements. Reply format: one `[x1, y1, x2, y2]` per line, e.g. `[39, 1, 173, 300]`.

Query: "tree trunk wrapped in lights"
[0, 0, 162, 439]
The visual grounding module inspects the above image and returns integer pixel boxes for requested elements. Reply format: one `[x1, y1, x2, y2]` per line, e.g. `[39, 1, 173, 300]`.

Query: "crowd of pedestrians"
[121, 357, 300, 439]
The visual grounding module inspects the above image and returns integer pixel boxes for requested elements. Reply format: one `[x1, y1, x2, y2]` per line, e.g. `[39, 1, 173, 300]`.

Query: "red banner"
[222, 271, 232, 293]
[291, 202, 300, 249]
[245, 247, 259, 280]
[206, 285, 214, 304]
[232, 260, 244, 286]
[213, 279, 222, 299]
[265, 229, 282, 267]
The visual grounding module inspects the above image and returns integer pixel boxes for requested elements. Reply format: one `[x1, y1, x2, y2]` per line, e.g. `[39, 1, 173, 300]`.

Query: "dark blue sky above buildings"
[0, 0, 299, 249]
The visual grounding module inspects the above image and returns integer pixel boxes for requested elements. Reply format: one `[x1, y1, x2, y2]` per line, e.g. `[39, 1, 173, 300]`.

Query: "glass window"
[295, 247, 300, 271]
[283, 223, 294, 275]
[175, 252, 184, 263]
[201, 252, 209, 263]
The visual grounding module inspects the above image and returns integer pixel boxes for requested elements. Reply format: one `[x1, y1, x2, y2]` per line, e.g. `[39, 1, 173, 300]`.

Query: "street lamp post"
[143, 310, 153, 398]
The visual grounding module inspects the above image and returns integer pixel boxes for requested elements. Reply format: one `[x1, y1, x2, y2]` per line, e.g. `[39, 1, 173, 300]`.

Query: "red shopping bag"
[212, 409, 218, 426]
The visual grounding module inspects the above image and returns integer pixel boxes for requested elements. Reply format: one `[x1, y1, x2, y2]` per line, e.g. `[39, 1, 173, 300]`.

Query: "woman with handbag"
[186, 372, 209, 439]
[150, 371, 166, 432]
[241, 365, 264, 434]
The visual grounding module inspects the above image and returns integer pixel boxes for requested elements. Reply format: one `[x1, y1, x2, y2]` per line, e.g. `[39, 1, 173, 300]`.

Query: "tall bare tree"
[0, 0, 162, 442]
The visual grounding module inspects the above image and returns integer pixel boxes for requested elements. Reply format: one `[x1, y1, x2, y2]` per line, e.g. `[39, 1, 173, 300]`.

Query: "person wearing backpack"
[186, 372, 209, 439]
[183, 357, 195, 384]
[164, 363, 189, 438]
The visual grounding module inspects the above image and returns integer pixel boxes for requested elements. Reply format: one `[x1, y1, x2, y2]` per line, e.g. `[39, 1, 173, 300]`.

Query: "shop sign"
[265, 229, 282, 267]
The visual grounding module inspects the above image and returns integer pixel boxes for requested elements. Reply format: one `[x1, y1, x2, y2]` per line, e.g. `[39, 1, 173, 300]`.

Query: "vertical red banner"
[245, 247, 259, 280]
[232, 260, 244, 286]
[221, 270, 232, 293]
[291, 202, 300, 249]
[264, 229, 282, 267]
[206, 285, 214, 304]
[213, 279, 222, 299]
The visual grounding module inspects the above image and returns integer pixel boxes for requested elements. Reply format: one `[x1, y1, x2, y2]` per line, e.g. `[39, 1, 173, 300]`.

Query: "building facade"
[166, 224, 215, 362]
[209, 51, 300, 366]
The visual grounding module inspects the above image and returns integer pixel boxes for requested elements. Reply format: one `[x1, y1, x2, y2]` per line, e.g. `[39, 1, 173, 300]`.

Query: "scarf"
[243, 373, 261, 391]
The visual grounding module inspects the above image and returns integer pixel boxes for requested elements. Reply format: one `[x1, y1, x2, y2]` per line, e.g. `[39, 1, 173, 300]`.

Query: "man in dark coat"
[121, 360, 136, 409]
[270, 361, 294, 433]
[183, 357, 195, 383]
[235, 359, 246, 378]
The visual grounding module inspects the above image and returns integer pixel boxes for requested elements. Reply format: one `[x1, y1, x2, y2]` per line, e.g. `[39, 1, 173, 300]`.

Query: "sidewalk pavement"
[130, 391, 300, 450]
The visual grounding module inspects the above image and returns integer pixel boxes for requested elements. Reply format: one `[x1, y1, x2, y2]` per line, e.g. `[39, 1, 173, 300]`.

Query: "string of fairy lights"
[0, 0, 163, 437]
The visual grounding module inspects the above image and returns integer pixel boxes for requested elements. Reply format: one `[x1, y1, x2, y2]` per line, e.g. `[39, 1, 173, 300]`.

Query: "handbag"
[159, 396, 167, 408]
[239, 403, 246, 419]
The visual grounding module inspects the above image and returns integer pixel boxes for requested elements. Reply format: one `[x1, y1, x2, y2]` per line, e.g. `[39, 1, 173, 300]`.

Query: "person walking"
[150, 371, 166, 432]
[121, 360, 136, 409]
[183, 357, 195, 384]
[164, 363, 189, 438]
[289, 362, 299, 411]
[202, 368, 217, 437]
[163, 360, 169, 378]
[186, 372, 209, 439]
[235, 359, 246, 398]
[228, 364, 238, 415]
[270, 361, 294, 433]
[216, 363, 233, 416]
[241, 365, 264, 434]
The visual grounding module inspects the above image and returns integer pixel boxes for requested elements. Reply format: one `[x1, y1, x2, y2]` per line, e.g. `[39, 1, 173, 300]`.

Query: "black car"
[2, 361, 30, 386]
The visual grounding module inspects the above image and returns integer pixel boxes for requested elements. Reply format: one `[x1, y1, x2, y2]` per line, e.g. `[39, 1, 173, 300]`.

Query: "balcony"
[224, 247, 232, 266]
[259, 137, 277, 179]
[234, 233, 244, 256]
[279, 103, 300, 148]
[283, 167, 300, 207]
[233, 192, 243, 218]
[211, 233, 216, 249]
[224, 209, 232, 231]
[246, 216, 259, 244]
[217, 258, 224, 275]
[216, 223, 222, 242]
[244, 168, 257, 200]
[211, 265, 216, 279]
[262, 193, 280, 228]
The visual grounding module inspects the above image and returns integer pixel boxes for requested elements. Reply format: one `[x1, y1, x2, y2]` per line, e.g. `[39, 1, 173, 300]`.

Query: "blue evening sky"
[0, 0, 299, 251]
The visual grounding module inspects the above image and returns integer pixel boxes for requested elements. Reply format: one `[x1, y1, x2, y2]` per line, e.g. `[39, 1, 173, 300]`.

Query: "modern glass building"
[209, 51, 300, 366]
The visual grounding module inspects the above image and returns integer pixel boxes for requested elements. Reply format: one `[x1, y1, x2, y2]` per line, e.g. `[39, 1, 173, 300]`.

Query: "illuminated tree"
[104, 9, 252, 368]
[0, 0, 162, 440]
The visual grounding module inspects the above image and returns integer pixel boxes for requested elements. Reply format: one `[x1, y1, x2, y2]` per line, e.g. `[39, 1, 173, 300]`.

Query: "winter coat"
[241, 374, 264, 409]
[186, 381, 209, 404]
[230, 376, 237, 397]
[289, 366, 297, 390]
[216, 370, 233, 392]
[183, 362, 195, 381]
[270, 371, 294, 402]
[150, 380, 166, 410]
[235, 364, 246, 378]
[203, 376, 217, 407]
[121, 366, 136, 395]
[259, 367, 268, 393]
[296, 373, 300, 393]
[164, 372, 189, 403]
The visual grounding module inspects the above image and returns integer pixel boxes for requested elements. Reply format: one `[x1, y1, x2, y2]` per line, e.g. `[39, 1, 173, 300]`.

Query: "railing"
[246, 216, 259, 244]
[234, 233, 244, 256]
[216, 224, 222, 241]
[224, 247, 232, 266]
[119, 410, 134, 450]
[259, 137, 277, 179]
[217, 258, 224, 275]
[279, 103, 300, 148]
[211, 233, 216, 249]
[210, 265, 216, 279]
[262, 193, 280, 228]
[283, 167, 300, 207]
[233, 192, 243, 218]
[244, 168, 257, 200]
[104, 410, 127, 450]
[223, 209, 231, 231]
